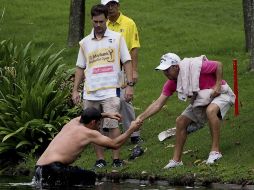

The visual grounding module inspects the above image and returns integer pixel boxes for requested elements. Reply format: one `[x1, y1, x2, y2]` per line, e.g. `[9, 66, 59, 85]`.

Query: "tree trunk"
[67, 0, 85, 47]
[249, 0, 254, 70]
[243, 0, 252, 52]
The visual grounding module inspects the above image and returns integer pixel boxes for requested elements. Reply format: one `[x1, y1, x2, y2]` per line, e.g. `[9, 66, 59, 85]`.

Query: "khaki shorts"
[182, 87, 235, 126]
[83, 97, 120, 129]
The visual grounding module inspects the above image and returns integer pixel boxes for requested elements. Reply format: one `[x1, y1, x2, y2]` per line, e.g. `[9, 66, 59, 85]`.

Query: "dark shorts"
[34, 162, 96, 187]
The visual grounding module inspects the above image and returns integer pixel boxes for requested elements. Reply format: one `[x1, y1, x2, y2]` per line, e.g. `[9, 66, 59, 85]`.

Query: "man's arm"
[90, 120, 141, 149]
[130, 48, 139, 84]
[212, 61, 223, 98]
[137, 94, 169, 122]
[119, 35, 134, 102]
[72, 67, 84, 104]
[122, 60, 134, 102]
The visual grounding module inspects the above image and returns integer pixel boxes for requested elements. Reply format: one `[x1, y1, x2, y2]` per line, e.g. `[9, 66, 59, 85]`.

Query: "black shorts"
[34, 162, 96, 187]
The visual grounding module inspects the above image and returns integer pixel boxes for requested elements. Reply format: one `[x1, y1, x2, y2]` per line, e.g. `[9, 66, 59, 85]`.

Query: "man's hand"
[130, 120, 143, 132]
[136, 116, 144, 124]
[211, 85, 221, 98]
[72, 91, 81, 105]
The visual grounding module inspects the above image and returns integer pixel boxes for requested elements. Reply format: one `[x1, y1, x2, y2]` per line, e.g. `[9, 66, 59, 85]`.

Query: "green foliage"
[0, 40, 79, 163]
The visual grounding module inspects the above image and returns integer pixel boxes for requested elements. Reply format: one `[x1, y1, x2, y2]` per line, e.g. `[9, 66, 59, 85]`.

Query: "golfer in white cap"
[136, 52, 235, 169]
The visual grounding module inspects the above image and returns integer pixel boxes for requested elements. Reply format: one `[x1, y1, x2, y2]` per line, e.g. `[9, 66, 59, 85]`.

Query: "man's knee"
[176, 115, 190, 130]
[206, 104, 220, 119]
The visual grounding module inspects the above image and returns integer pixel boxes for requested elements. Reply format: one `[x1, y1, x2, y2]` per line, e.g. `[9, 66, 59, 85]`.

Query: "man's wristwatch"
[127, 81, 135, 87]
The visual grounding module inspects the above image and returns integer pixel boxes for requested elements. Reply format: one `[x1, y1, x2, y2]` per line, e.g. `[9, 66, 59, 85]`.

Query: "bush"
[0, 40, 79, 167]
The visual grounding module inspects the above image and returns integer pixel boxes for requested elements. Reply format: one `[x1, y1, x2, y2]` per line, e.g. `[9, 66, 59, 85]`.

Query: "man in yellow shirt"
[101, 0, 142, 145]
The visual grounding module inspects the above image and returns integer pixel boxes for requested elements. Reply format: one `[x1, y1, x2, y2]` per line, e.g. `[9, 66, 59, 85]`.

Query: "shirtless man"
[34, 107, 141, 187]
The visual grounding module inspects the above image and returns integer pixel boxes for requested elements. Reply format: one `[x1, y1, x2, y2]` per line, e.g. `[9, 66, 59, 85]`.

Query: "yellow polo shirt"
[107, 12, 140, 51]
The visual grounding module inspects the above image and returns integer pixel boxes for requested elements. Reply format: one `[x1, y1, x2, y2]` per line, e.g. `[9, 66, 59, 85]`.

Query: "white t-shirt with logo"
[76, 28, 131, 101]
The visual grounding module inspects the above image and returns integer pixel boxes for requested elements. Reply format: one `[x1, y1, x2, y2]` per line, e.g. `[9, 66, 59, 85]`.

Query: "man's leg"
[108, 127, 121, 159]
[83, 100, 106, 167]
[164, 104, 204, 169]
[172, 115, 192, 162]
[206, 103, 221, 152]
[164, 115, 192, 169]
[205, 88, 234, 164]
[102, 97, 123, 166]
[120, 88, 141, 143]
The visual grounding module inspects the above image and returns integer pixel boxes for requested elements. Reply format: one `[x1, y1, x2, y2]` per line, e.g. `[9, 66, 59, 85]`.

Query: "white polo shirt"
[76, 28, 131, 100]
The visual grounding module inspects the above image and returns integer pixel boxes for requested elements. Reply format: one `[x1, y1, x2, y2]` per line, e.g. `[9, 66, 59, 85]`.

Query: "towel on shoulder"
[177, 55, 207, 101]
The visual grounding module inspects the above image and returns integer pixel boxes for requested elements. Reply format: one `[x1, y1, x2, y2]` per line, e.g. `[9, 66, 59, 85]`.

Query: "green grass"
[1, 0, 254, 184]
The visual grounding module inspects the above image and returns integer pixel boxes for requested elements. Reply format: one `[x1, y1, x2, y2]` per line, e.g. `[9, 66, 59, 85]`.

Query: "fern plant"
[0, 40, 79, 165]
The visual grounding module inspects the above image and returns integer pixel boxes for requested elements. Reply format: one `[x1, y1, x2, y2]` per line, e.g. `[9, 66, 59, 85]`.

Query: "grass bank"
[1, 0, 254, 185]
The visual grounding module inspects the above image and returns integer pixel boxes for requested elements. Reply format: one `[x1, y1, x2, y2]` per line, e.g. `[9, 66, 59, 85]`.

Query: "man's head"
[80, 108, 102, 129]
[91, 4, 108, 35]
[101, 0, 120, 20]
[155, 53, 181, 80]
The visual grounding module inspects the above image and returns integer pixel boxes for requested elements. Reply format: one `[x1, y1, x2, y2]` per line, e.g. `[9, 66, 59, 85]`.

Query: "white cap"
[101, 0, 119, 5]
[155, 53, 181, 70]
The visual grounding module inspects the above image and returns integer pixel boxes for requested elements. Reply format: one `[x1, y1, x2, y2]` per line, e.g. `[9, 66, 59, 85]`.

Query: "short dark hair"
[91, 4, 108, 18]
[80, 107, 102, 124]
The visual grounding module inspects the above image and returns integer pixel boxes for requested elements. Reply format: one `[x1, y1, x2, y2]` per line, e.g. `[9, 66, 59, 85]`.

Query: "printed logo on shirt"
[92, 66, 113, 74]
[108, 38, 116, 43]
[88, 48, 115, 67]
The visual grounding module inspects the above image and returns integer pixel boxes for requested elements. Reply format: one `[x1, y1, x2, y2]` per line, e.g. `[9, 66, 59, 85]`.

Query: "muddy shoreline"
[3, 167, 254, 189]
[97, 171, 254, 189]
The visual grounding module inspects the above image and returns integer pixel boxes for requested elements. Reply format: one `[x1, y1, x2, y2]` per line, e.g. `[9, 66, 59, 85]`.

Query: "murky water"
[0, 175, 211, 190]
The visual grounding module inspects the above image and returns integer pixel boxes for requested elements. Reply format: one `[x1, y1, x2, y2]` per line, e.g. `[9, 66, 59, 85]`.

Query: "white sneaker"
[163, 159, 183, 169]
[206, 151, 222, 164]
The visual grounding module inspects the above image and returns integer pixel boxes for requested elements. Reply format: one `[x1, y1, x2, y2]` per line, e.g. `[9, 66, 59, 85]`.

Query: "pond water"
[0, 175, 212, 190]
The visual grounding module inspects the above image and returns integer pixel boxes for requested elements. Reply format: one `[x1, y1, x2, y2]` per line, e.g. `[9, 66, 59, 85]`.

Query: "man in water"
[34, 107, 141, 187]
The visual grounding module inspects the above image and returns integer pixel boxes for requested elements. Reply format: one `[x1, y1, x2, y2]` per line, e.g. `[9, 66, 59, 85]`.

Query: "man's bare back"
[37, 116, 96, 165]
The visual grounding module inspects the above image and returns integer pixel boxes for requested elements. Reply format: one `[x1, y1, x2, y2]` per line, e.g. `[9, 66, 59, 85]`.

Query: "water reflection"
[0, 175, 210, 190]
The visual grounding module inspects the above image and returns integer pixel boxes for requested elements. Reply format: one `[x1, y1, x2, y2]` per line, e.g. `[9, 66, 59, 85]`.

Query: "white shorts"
[182, 86, 235, 125]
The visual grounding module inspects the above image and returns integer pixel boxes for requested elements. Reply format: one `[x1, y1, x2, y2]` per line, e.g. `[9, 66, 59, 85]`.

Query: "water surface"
[0, 175, 211, 190]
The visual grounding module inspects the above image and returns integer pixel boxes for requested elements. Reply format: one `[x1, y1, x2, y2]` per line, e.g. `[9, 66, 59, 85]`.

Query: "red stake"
[233, 59, 239, 116]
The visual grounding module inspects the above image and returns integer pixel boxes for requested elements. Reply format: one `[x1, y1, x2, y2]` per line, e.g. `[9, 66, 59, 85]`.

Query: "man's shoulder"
[107, 28, 122, 37]
[79, 35, 92, 44]
[120, 13, 136, 25]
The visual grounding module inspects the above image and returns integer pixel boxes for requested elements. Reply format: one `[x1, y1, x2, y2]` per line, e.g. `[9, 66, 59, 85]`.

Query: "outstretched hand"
[130, 119, 143, 131]
[135, 116, 143, 124]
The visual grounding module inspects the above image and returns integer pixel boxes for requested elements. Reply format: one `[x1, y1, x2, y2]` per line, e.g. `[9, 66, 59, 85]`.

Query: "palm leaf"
[16, 140, 32, 149]
[2, 127, 26, 142]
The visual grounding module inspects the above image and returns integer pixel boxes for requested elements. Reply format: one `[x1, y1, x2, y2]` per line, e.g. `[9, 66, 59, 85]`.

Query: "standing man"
[136, 53, 235, 169]
[72, 4, 134, 168]
[101, 0, 142, 144]
[34, 108, 141, 187]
